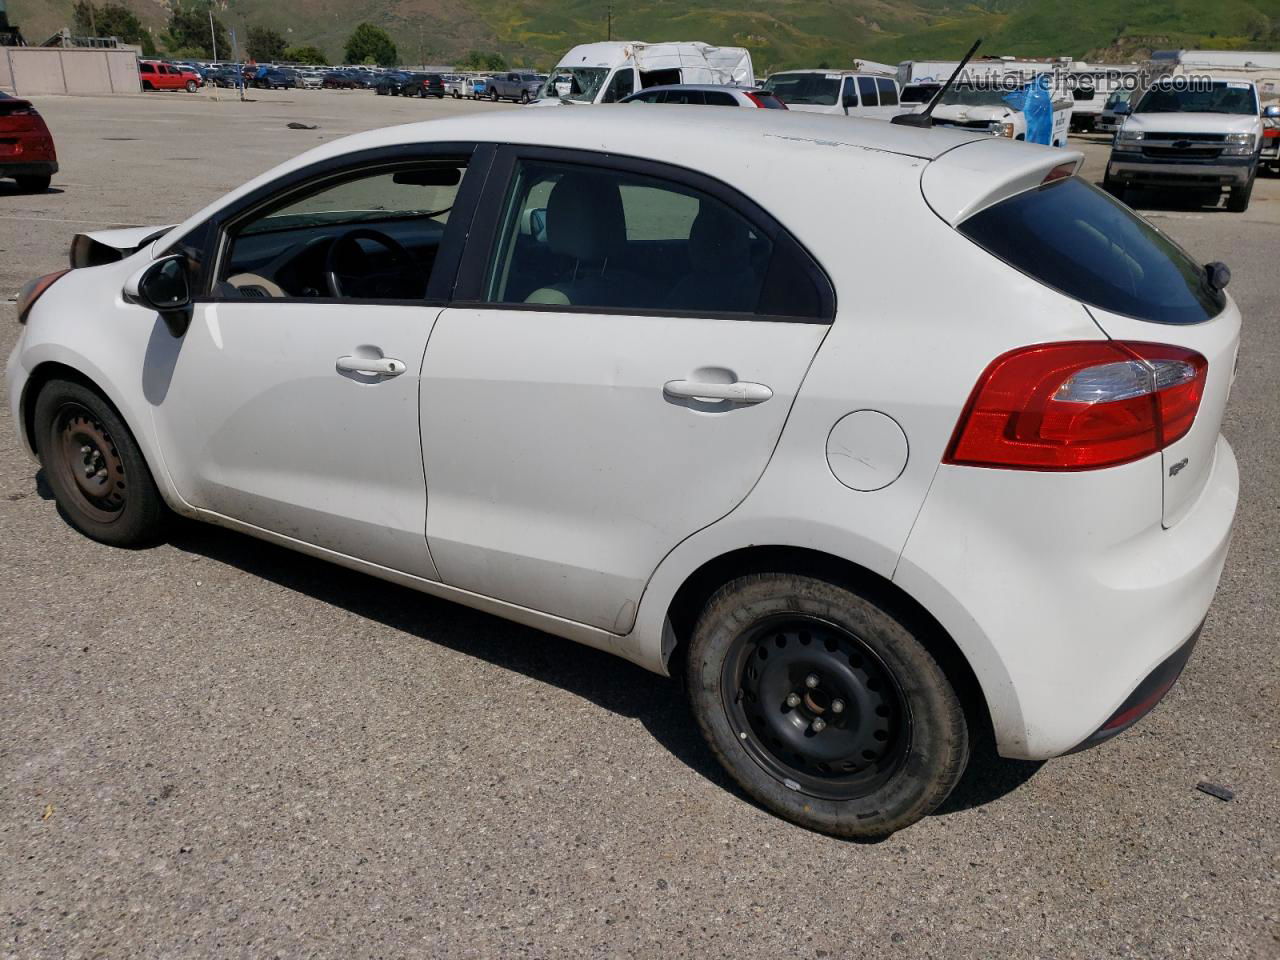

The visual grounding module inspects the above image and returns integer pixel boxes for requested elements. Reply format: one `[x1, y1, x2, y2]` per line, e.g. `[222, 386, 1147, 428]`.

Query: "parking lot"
[1, 89, 1277, 958]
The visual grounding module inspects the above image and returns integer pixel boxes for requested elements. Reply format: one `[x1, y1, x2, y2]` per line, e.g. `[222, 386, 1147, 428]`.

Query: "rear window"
[958, 177, 1224, 325]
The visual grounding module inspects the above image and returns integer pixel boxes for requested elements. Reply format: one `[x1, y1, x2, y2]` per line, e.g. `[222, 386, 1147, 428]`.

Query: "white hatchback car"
[9, 108, 1240, 837]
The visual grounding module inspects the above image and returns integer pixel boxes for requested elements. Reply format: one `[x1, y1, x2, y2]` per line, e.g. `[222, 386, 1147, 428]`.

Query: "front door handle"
[336, 355, 406, 377]
[663, 379, 773, 404]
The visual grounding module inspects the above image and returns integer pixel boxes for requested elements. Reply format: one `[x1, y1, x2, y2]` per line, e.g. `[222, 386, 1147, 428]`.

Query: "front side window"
[601, 68, 635, 103]
[857, 77, 879, 107]
[217, 161, 468, 301]
[483, 159, 816, 317]
[959, 177, 1224, 324]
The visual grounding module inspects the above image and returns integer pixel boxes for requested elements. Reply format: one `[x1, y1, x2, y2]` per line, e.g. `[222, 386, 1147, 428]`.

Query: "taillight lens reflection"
[945, 341, 1207, 470]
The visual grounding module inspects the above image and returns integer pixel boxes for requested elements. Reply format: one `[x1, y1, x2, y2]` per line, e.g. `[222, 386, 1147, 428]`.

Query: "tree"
[344, 23, 397, 67]
[283, 44, 328, 65]
[247, 25, 287, 62]
[164, 3, 229, 60]
[73, 1, 156, 55]
[459, 50, 507, 72]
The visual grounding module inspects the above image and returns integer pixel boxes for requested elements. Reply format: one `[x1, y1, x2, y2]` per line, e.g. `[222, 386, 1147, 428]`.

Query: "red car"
[139, 60, 199, 93]
[0, 91, 57, 193]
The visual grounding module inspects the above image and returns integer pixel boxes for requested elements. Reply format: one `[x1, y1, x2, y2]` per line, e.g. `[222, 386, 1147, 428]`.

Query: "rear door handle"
[663, 379, 773, 404]
[336, 355, 406, 377]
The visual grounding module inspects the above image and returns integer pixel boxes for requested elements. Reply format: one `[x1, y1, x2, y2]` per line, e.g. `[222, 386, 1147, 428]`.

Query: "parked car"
[1105, 76, 1272, 211]
[403, 73, 446, 98]
[322, 71, 358, 90]
[0, 91, 57, 192]
[1095, 89, 1132, 133]
[11, 109, 1240, 839]
[443, 74, 469, 98]
[296, 69, 324, 90]
[485, 71, 543, 103]
[206, 65, 246, 89]
[251, 67, 296, 90]
[469, 76, 489, 99]
[621, 84, 786, 108]
[373, 71, 410, 95]
[761, 70, 901, 119]
[139, 60, 199, 93]
[173, 64, 204, 89]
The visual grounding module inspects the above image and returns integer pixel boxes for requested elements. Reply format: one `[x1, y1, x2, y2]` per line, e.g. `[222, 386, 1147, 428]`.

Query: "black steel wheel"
[688, 573, 969, 838]
[33, 379, 168, 547]
[722, 616, 910, 800]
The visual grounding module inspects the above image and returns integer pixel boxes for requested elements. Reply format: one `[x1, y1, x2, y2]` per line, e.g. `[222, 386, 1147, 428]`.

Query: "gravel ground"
[1, 90, 1277, 959]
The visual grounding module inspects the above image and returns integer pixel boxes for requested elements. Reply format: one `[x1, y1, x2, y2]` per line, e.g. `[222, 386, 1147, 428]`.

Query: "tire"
[1227, 175, 1254, 213]
[141, 80, 153, 91]
[33, 379, 167, 547]
[520, 90, 531, 104]
[452, 89, 460, 99]
[15, 174, 51, 193]
[489, 88, 499, 102]
[185, 79, 198, 93]
[418, 86, 427, 98]
[376, 85, 387, 95]
[687, 573, 969, 838]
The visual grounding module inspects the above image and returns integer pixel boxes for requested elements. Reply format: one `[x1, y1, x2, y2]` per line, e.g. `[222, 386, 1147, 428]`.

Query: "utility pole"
[208, 1, 218, 63]
[88, 2, 97, 38]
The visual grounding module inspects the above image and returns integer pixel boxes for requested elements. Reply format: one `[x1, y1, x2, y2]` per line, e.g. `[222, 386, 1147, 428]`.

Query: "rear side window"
[482, 158, 831, 320]
[876, 78, 898, 106]
[958, 177, 1224, 324]
[857, 77, 878, 107]
[703, 91, 738, 106]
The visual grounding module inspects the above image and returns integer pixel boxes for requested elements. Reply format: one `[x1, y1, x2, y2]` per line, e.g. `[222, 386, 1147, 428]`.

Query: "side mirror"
[125, 255, 192, 335]
[1113, 102, 1131, 116]
[1264, 104, 1280, 118]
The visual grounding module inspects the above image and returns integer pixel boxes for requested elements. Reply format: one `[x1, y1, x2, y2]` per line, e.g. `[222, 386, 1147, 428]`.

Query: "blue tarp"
[1003, 75, 1054, 145]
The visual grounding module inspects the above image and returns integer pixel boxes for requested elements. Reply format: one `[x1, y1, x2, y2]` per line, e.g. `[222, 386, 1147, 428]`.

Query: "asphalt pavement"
[1, 90, 1276, 959]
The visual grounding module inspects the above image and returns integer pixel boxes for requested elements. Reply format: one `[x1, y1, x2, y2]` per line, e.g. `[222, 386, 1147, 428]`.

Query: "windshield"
[762, 73, 840, 106]
[1135, 81, 1257, 115]
[1104, 90, 1131, 109]
[539, 66, 608, 102]
[939, 84, 1013, 108]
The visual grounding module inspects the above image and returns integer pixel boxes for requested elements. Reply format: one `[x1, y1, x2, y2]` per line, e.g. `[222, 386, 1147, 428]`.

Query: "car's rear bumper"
[1108, 152, 1254, 187]
[895, 435, 1238, 760]
[1066, 623, 1201, 753]
[1, 160, 58, 177]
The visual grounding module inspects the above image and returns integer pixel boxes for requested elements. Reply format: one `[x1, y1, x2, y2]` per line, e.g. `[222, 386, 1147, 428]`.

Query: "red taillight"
[944, 341, 1207, 471]
[16, 269, 70, 325]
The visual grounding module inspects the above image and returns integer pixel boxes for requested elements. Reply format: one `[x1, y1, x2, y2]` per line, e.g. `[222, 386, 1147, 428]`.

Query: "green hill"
[9, 0, 1280, 71]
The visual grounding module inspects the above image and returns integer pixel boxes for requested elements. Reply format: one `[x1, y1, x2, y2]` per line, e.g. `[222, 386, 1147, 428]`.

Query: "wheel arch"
[662, 544, 996, 743]
[19, 359, 183, 513]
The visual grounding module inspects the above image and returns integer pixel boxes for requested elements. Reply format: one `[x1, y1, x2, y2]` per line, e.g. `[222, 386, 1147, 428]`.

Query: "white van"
[761, 70, 902, 119]
[534, 41, 753, 105]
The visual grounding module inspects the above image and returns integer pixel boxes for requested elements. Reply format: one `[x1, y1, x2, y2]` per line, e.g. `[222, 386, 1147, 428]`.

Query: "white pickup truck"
[925, 81, 1073, 147]
[1105, 76, 1277, 212]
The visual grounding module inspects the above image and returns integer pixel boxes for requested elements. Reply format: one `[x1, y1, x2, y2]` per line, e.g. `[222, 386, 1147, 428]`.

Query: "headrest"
[687, 203, 753, 273]
[545, 173, 627, 262]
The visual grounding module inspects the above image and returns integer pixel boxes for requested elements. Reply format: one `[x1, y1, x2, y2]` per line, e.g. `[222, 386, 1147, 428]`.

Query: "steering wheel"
[324, 228, 419, 299]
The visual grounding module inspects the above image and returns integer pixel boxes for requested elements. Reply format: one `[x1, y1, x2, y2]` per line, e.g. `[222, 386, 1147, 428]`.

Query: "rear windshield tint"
[958, 177, 1224, 324]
